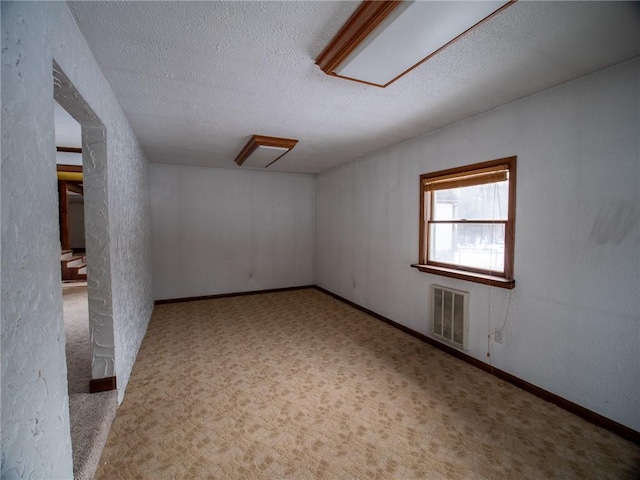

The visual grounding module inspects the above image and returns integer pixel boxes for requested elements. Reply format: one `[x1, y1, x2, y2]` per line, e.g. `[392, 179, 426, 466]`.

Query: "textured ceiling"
[67, 1, 640, 174]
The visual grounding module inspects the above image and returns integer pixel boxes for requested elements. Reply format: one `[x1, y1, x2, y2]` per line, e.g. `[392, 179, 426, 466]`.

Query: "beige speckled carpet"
[95, 289, 639, 479]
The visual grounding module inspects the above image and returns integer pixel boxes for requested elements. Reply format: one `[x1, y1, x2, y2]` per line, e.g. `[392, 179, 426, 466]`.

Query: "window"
[413, 157, 516, 288]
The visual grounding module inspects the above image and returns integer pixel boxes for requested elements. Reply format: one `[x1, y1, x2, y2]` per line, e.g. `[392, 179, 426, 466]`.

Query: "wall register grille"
[432, 285, 469, 350]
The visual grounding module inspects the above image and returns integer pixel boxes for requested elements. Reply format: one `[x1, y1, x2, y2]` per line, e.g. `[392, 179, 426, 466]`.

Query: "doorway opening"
[53, 61, 117, 479]
[56, 103, 87, 282]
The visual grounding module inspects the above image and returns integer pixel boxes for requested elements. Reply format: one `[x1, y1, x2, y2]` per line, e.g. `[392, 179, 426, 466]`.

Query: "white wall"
[1, 4, 74, 477]
[1, 2, 154, 477]
[316, 58, 640, 431]
[151, 164, 315, 300]
[52, 1, 154, 404]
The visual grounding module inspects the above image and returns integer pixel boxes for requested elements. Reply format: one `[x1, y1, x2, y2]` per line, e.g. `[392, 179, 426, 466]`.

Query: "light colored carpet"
[69, 391, 117, 480]
[95, 289, 640, 479]
[63, 282, 117, 480]
[63, 282, 92, 394]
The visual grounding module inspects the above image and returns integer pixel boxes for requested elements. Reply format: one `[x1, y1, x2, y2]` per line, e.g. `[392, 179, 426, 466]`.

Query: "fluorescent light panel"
[242, 145, 289, 168]
[319, 0, 512, 88]
[234, 135, 298, 168]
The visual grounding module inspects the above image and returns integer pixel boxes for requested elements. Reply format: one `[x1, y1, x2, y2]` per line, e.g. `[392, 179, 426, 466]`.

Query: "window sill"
[411, 264, 515, 289]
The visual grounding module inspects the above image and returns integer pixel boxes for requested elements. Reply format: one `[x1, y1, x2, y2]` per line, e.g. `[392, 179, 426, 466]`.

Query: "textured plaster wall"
[1, 4, 73, 478]
[2, 2, 154, 477]
[51, 0, 154, 403]
[107, 130, 153, 398]
[81, 123, 116, 380]
[316, 59, 640, 431]
[151, 164, 315, 300]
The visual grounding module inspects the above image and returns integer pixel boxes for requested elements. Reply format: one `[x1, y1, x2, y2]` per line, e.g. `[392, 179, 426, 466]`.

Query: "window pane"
[429, 223, 505, 272]
[433, 180, 508, 221]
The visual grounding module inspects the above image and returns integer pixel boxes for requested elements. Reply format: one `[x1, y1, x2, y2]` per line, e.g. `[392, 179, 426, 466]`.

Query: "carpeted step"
[62, 255, 85, 280]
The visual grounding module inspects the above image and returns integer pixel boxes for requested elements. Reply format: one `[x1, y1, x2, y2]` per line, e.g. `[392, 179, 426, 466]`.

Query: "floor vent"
[432, 285, 469, 350]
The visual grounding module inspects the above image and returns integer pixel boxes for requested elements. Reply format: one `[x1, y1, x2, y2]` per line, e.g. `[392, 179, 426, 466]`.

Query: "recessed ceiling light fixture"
[234, 135, 298, 168]
[316, 0, 514, 88]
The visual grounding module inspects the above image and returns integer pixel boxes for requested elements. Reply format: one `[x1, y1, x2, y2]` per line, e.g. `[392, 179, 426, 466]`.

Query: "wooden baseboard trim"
[154, 285, 316, 305]
[89, 376, 117, 393]
[314, 285, 640, 444]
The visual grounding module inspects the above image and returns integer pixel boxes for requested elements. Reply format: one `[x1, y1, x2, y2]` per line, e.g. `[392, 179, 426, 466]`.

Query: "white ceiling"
[54, 102, 83, 165]
[66, 1, 640, 174]
[54, 101, 82, 148]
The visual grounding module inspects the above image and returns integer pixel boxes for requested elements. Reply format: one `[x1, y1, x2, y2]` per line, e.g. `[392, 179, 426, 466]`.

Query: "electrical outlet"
[495, 331, 503, 344]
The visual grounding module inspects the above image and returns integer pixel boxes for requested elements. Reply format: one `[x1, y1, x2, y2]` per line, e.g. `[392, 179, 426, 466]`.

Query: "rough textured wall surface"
[83, 125, 115, 379]
[108, 128, 153, 398]
[1, 3, 74, 478]
[51, 1, 154, 402]
[151, 165, 315, 300]
[1, 2, 154, 477]
[316, 59, 640, 431]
